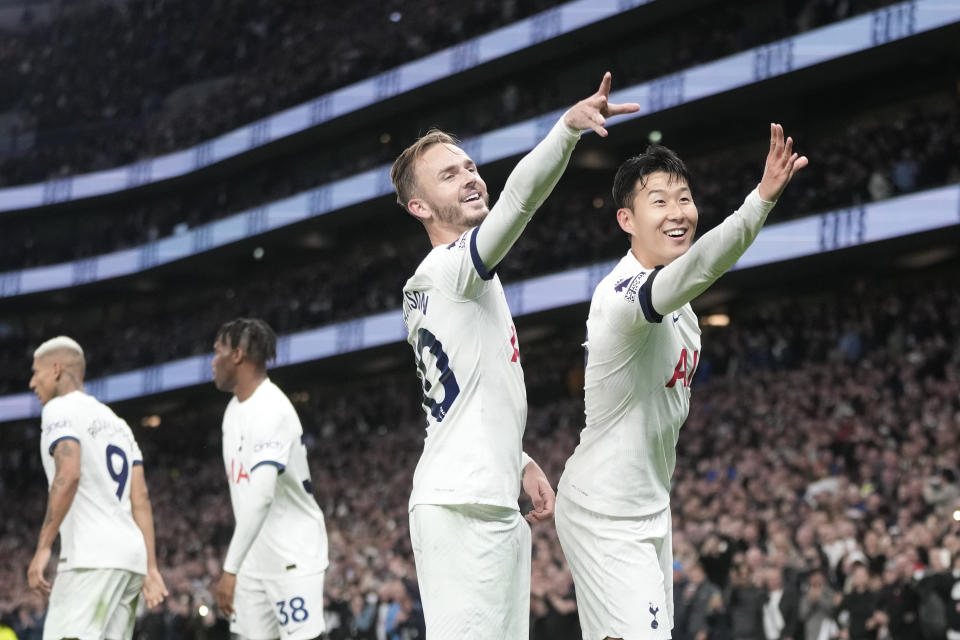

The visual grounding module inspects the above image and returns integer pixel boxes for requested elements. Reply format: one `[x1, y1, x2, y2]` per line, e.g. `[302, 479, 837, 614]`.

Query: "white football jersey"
[221, 378, 328, 579]
[38, 390, 147, 574]
[559, 250, 702, 517]
[402, 227, 528, 510]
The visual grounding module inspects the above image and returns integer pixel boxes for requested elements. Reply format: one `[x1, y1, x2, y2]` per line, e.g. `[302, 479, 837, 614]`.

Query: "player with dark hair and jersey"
[391, 73, 639, 638]
[212, 318, 329, 640]
[555, 124, 808, 640]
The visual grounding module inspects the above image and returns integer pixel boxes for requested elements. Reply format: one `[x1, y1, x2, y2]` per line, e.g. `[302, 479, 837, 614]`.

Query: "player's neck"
[629, 244, 673, 270]
[425, 221, 466, 247]
[53, 376, 83, 399]
[233, 371, 267, 403]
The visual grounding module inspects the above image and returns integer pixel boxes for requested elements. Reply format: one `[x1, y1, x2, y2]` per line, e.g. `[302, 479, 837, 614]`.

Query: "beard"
[429, 194, 490, 229]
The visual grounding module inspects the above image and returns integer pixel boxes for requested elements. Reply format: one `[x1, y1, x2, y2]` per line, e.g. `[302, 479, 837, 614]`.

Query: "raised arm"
[474, 72, 640, 272]
[650, 123, 807, 315]
[28, 439, 81, 595]
[215, 464, 279, 615]
[130, 464, 168, 607]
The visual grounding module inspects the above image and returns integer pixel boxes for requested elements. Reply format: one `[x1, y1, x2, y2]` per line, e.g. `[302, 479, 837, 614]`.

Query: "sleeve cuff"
[752, 185, 777, 210]
[251, 460, 286, 473]
[521, 451, 533, 470]
[638, 267, 665, 323]
[558, 118, 582, 139]
[469, 227, 496, 281]
[48, 435, 80, 456]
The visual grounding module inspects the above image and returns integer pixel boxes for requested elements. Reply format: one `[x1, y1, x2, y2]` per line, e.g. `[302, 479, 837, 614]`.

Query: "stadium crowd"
[0, 92, 957, 395]
[0, 0, 565, 185]
[0, 0, 900, 187]
[3, 87, 956, 273]
[1, 263, 959, 639]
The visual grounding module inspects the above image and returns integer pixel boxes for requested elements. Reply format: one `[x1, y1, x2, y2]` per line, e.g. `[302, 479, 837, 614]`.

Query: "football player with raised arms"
[390, 72, 639, 638]
[28, 336, 167, 640]
[212, 318, 328, 640]
[555, 124, 808, 640]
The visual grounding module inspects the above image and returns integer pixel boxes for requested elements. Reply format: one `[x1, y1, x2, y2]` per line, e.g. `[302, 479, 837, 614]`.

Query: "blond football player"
[391, 73, 639, 638]
[28, 336, 167, 640]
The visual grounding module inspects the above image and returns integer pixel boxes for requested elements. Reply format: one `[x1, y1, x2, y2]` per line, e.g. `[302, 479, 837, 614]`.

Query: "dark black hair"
[216, 318, 277, 370]
[611, 144, 691, 210]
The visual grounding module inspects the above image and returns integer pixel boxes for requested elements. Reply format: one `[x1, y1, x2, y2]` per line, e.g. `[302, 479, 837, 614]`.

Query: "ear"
[407, 198, 432, 222]
[616, 207, 634, 235]
[52, 361, 63, 380]
[230, 348, 245, 365]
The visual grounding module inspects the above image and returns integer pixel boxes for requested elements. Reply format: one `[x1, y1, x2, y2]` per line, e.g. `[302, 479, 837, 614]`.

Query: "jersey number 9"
[105, 444, 128, 500]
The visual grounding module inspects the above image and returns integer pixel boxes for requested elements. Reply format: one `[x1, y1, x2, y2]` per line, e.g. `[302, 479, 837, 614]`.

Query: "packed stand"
[0, 0, 901, 188]
[0, 93, 958, 394]
[0, 85, 954, 273]
[1, 263, 960, 639]
[0, 0, 565, 186]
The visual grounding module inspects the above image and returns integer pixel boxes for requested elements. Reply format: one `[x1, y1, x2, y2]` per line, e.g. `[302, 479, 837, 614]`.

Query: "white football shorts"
[231, 571, 326, 640]
[555, 493, 673, 640]
[44, 567, 143, 640]
[409, 503, 531, 640]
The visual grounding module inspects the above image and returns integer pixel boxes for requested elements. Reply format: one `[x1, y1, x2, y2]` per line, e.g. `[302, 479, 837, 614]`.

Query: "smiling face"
[618, 171, 698, 267]
[409, 142, 490, 237]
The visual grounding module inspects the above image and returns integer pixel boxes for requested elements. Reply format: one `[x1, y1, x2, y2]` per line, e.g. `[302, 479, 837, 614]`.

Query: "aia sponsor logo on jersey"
[665, 348, 699, 388]
[229, 459, 250, 483]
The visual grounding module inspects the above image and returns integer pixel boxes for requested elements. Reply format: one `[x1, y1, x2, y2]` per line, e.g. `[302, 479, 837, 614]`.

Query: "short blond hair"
[390, 129, 459, 209]
[33, 335, 86, 378]
[33, 335, 84, 360]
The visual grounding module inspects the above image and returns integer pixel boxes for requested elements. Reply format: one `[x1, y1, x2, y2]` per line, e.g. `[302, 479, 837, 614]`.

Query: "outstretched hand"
[757, 123, 808, 202]
[563, 72, 640, 137]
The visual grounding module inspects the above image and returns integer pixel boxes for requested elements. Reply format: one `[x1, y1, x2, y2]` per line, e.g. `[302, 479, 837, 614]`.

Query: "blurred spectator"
[798, 571, 836, 640]
[761, 567, 799, 640]
[836, 564, 881, 640]
[675, 560, 724, 640]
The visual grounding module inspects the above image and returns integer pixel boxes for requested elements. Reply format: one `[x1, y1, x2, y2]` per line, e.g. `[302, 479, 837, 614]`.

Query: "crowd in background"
[0, 0, 913, 273]
[0, 0, 564, 185]
[1, 264, 959, 639]
[0, 92, 957, 395]
[1, 0, 958, 638]
[2, 85, 957, 273]
[0, 0, 900, 187]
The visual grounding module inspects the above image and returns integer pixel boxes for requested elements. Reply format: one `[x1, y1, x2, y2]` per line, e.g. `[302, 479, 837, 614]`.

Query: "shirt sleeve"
[247, 410, 293, 473]
[595, 267, 665, 336]
[222, 463, 278, 573]
[650, 187, 775, 316]
[127, 422, 144, 466]
[472, 118, 581, 275]
[422, 119, 581, 300]
[39, 399, 82, 456]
